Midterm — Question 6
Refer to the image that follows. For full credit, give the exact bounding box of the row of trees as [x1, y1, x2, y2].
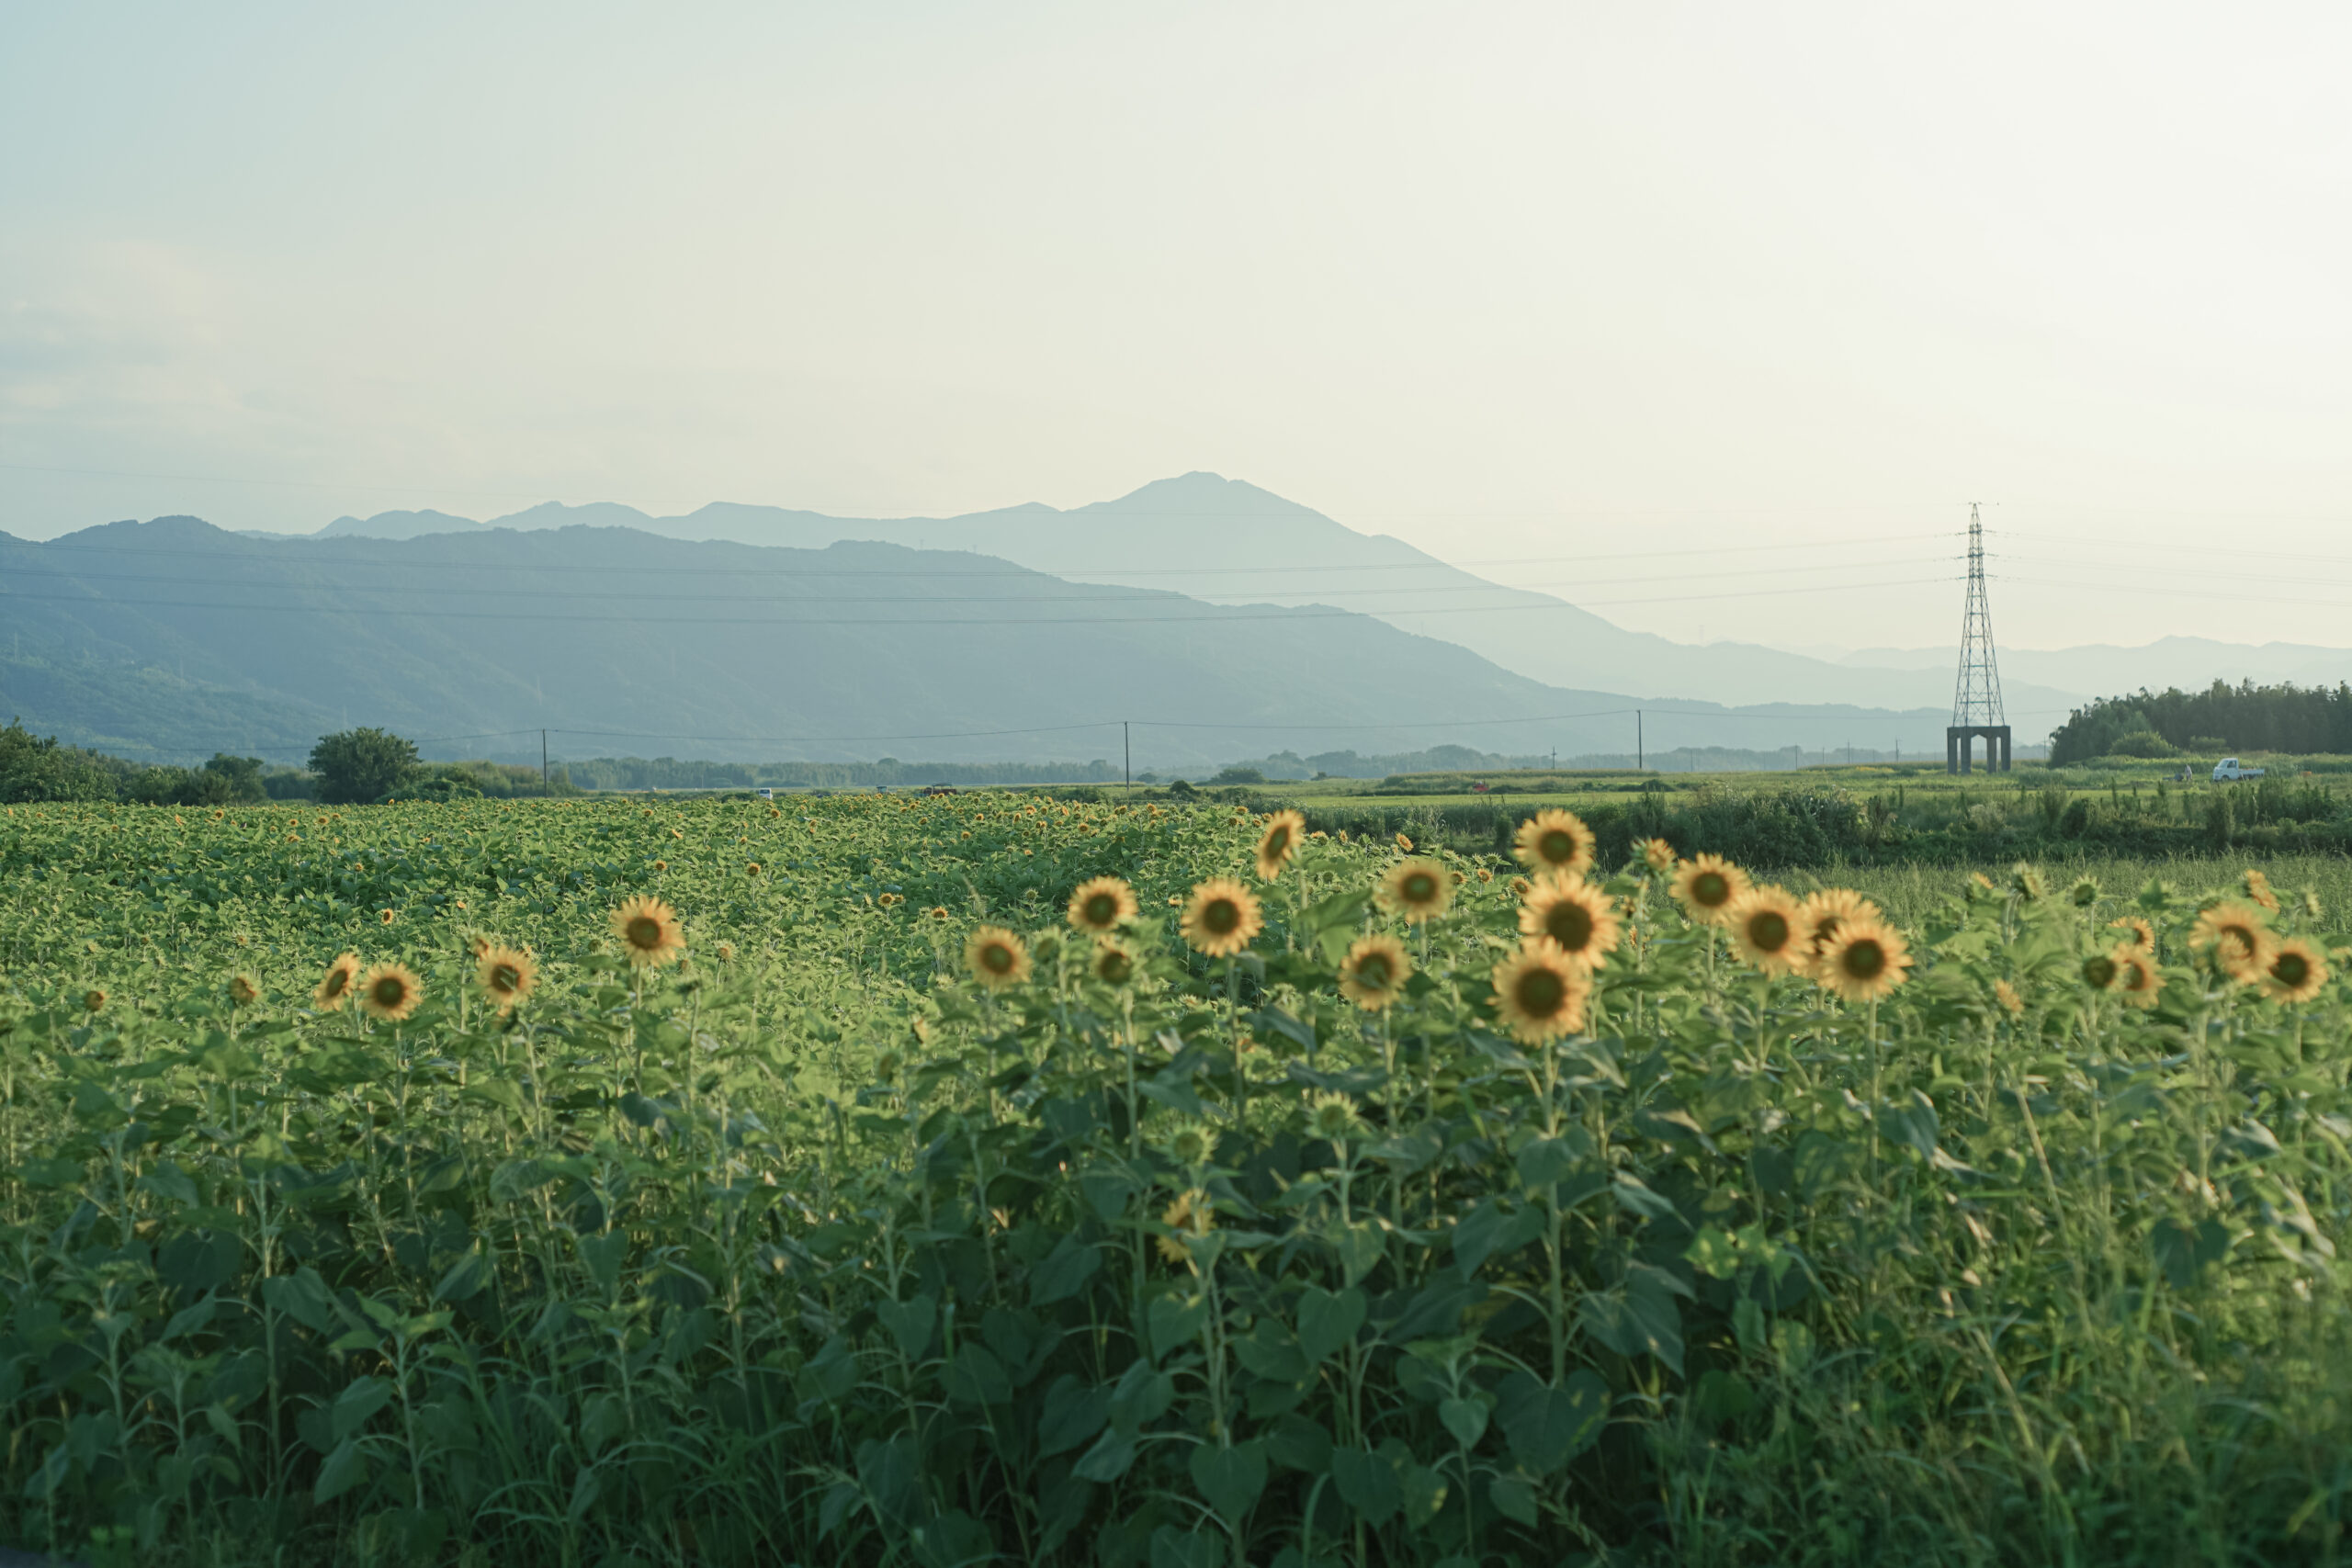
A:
[2048, 679, 2352, 765]
[0, 720, 273, 806]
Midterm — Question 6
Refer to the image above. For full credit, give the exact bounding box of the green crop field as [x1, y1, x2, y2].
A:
[3, 793, 2350, 1565]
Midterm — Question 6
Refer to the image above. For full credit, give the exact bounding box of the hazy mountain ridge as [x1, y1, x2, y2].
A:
[309, 474, 2099, 715]
[1, 517, 1953, 768]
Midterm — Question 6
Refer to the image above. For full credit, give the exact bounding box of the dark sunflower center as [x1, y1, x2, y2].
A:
[1516, 969, 1566, 1016]
[1693, 873, 1730, 907]
[491, 964, 521, 993]
[1097, 950, 1133, 983]
[1265, 828, 1291, 856]
[627, 916, 662, 949]
[1546, 902, 1595, 950]
[1203, 899, 1239, 935]
[1539, 830, 1575, 864]
[1403, 874, 1438, 904]
[1084, 894, 1118, 926]
[2275, 952, 2310, 987]
[981, 944, 1014, 974]
[324, 971, 348, 997]
[370, 977, 406, 1007]
[2083, 956, 2117, 988]
[1747, 911, 1791, 952]
[1357, 954, 1393, 988]
[1840, 941, 1886, 981]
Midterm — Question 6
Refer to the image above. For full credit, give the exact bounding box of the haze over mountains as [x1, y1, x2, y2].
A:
[4, 515, 1957, 769]
[313, 474, 2345, 718]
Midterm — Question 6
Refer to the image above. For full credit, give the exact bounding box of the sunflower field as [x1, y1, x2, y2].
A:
[2, 793, 2351, 1565]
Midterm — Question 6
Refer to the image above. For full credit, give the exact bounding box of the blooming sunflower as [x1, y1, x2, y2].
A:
[379, 908, 398, 926]
[2113, 947, 2163, 1010]
[610, 895, 686, 968]
[965, 925, 1033, 988]
[1067, 875, 1139, 934]
[357, 963, 422, 1022]
[1671, 853, 1750, 924]
[2260, 938, 2328, 1004]
[1518, 877, 1620, 970]
[1157, 1190, 1213, 1265]
[1490, 942, 1590, 1043]
[1513, 809, 1597, 878]
[1641, 838, 1678, 874]
[2108, 916, 2155, 953]
[1726, 886, 1807, 975]
[1815, 917, 1911, 1002]
[476, 945, 537, 1012]
[1182, 878, 1264, 957]
[314, 953, 361, 1011]
[1394, 831, 1414, 852]
[83, 988, 106, 1013]
[2080, 952, 2121, 992]
[1378, 858, 1454, 924]
[1799, 888, 1880, 960]
[2188, 900, 2272, 983]
[1255, 809, 1306, 881]
[1090, 939, 1139, 987]
[1338, 933, 1413, 1010]
[1992, 978, 2025, 1017]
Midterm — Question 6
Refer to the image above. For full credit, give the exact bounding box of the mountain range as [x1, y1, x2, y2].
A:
[4, 514, 1954, 769]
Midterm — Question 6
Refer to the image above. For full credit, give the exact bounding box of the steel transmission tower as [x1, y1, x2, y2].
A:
[1946, 503, 2011, 772]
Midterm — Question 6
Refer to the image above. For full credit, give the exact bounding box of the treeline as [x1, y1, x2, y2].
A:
[0, 719, 277, 807]
[2050, 679, 2352, 764]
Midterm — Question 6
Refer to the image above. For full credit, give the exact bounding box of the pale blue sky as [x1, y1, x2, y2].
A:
[5, 3, 2349, 651]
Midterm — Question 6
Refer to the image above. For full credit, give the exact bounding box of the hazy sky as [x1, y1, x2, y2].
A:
[5, 3, 2349, 653]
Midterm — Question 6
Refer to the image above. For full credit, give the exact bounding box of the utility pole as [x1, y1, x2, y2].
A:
[541, 729, 548, 795]
[1636, 710, 1644, 772]
[1124, 721, 1131, 793]
[1948, 502, 2011, 773]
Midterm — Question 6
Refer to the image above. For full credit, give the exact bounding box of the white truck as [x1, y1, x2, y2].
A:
[2211, 757, 2267, 783]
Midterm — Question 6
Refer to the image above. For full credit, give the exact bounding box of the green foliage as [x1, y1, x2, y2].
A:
[0, 718, 125, 803]
[2051, 680, 2352, 763]
[3, 795, 2351, 1564]
[307, 728, 422, 806]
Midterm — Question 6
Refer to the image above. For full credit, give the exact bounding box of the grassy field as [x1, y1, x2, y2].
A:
[3, 792, 2350, 1564]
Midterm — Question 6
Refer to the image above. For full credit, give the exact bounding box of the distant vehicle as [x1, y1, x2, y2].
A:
[2211, 758, 2267, 783]
[756, 788, 774, 801]
[1470, 782, 1490, 794]
[925, 784, 959, 796]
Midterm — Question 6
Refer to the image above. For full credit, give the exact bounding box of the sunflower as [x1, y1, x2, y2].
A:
[1641, 838, 1678, 874]
[2188, 900, 2271, 983]
[229, 973, 261, 1007]
[965, 925, 1033, 988]
[2260, 938, 2328, 1004]
[2108, 916, 2155, 953]
[357, 963, 422, 1022]
[1157, 1190, 1213, 1265]
[1993, 978, 2025, 1016]
[314, 953, 361, 1011]
[610, 895, 686, 968]
[1255, 809, 1306, 881]
[1090, 939, 1139, 987]
[1506, 808, 1594, 877]
[1726, 886, 1807, 975]
[1306, 1090, 1367, 1145]
[476, 945, 537, 1012]
[1181, 878, 1264, 957]
[1490, 942, 1590, 1043]
[1067, 875, 1139, 934]
[2243, 868, 2280, 913]
[2080, 952, 2121, 992]
[1475, 866, 1493, 885]
[1799, 888, 1880, 960]
[1519, 877, 1620, 970]
[379, 908, 398, 926]
[1378, 858, 1454, 924]
[1338, 933, 1413, 1010]
[1156, 1121, 1216, 1168]
[1394, 831, 1413, 852]
[2113, 947, 2163, 1010]
[83, 988, 106, 1014]
[1815, 917, 1911, 1002]
[1671, 853, 1750, 924]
